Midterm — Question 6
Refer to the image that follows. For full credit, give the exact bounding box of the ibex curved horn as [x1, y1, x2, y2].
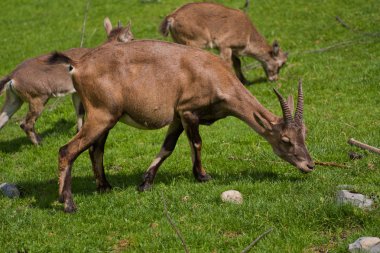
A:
[294, 79, 303, 126]
[273, 88, 293, 125]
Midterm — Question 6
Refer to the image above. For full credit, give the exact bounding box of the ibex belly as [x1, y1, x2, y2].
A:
[119, 112, 173, 130]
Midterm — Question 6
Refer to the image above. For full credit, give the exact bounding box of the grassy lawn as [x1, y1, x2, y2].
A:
[0, 0, 379, 252]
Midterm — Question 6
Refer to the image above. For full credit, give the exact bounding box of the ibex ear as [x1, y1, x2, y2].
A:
[254, 113, 273, 131]
[125, 20, 132, 31]
[272, 40, 280, 57]
[287, 95, 294, 115]
[104, 17, 113, 36]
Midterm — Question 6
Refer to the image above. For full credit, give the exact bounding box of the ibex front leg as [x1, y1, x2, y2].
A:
[181, 112, 211, 182]
[139, 119, 184, 191]
[89, 130, 112, 192]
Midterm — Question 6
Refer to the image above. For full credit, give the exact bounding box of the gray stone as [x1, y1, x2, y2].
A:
[337, 190, 373, 209]
[0, 183, 20, 198]
[349, 237, 380, 253]
[221, 190, 243, 204]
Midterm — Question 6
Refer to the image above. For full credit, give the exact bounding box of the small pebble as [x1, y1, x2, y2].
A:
[0, 183, 20, 198]
[221, 190, 243, 204]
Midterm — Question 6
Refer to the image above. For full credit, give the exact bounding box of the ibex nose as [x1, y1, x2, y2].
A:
[307, 163, 315, 170]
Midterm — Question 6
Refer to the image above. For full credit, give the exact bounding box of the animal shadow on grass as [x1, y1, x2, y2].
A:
[212, 167, 303, 185]
[17, 168, 191, 210]
[18, 171, 143, 210]
[0, 119, 74, 153]
[17, 165, 301, 210]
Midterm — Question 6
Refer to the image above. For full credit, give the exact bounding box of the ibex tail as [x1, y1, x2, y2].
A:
[159, 16, 174, 37]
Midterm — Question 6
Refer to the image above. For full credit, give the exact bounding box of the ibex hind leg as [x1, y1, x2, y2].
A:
[58, 112, 116, 213]
[138, 119, 184, 192]
[0, 87, 23, 129]
[89, 130, 112, 192]
[20, 96, 48, 145]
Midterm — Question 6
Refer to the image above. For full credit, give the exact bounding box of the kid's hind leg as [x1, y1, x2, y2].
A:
[59, 112, 116, 213]
[0, 88, 23, 129]
[20, 96, 48, 145]
[138, 119, 184, 191]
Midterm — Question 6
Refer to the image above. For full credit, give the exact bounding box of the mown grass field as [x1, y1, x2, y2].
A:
[0, 0, 379, 252]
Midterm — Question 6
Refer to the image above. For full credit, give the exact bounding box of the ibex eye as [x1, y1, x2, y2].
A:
[281, 136, 290, 143]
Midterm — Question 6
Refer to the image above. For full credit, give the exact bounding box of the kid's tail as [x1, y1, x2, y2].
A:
[0, 76, 11, 95]
[47, 51, 76, 70]
[159, 16, 174, 37]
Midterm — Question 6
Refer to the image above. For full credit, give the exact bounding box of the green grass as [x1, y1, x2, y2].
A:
[0, 0, 379, 252]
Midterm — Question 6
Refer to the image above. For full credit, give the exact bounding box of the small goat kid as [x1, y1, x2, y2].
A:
[0, 18, 133, 145]
[160, 2, 288, 84]
[48, 40, 313, 213]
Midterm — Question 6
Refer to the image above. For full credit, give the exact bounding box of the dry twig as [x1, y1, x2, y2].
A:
[241, 227, 273, 253]
[348, 138, 380, 155]
[80, 0, 91, 48]
[243, 0, 250, 12]
[335, 16, 380, 37]
[315, 161, 347, 168]
[161, 192, 190, 253]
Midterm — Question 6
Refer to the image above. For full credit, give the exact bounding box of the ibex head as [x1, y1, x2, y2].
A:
[262, 40, 288, 82]
[256, 80, 314, 172]
[104, 17, 134, 43]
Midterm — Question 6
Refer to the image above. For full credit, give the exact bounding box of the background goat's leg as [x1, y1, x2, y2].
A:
[72, 93, 85, 131]
[0, 89, 23, 129]
[20, 96, 48, 145]
[232, 54, 249, 85]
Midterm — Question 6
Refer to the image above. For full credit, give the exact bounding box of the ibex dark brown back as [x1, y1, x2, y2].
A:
[160, 2, 288, 84]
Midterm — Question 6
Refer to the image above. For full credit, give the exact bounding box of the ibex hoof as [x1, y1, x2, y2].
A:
[97, 184, 112, 193]
[137, 182, 152, 192]
[196, 173, 212, 182]
[32, 135, 42, 145]
[64, 202, 77, 213]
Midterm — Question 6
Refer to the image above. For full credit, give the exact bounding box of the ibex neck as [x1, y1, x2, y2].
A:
[231, 87, 279, 137]
[248, 30, 272, 62]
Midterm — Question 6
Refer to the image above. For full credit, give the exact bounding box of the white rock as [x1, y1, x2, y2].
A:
[221, 190, 243, 204]
[349, 237, 380, 253]
[337, 190, 373, 209]
[0, 183, 20, 198]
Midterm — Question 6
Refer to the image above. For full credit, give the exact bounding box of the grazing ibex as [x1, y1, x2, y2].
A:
[0, 18, 133, 145]
[159, 2, 288, 84]
[48, 40, 313, 213]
